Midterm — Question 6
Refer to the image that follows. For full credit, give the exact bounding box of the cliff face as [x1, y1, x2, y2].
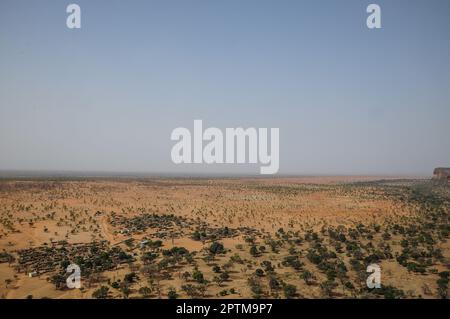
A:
[433, 168, 450, 183]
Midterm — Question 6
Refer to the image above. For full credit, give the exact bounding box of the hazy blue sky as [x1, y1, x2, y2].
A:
[1, 0, 449, 175]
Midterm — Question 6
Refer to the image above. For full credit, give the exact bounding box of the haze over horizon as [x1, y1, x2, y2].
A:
[1, 0, 450, 176]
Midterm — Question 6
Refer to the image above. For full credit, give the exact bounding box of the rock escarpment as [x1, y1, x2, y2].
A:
[432, 167, 450, 183]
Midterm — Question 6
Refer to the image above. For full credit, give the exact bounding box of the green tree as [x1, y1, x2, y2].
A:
[250, 245, 259, 257]
[168, 287, 178, 299]
[192, 267, 207, 284]
[283, 284, 297, 299]
[92, 286, 109, 299]
[139, 286, 152, 298]
[209, 242, 225, 255]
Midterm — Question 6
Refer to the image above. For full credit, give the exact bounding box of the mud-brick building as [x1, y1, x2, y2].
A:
[432, 167, 450, 183]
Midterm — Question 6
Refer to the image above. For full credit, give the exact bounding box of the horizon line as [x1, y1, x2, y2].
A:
[0, 169, 432, 179]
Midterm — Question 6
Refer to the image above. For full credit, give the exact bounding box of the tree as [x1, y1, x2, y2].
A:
[182, 271, 191, 281]
[255, 269, 264, 277]
[261, 260, 274, 273]
[197, 283, 208, 298]
[49, 273, 66, 290]
[124, 238, 134, 248]
[168, 287, 178, 299]
[181, 284, 198, 299]
[92, 286, 109, 299]
[111, 281, 120, 289]
[250, 245, 259, 257]
[214, 275, 224, 287]
[220, 271, 230, 282]
[300, 270, 314, 285]
[4, 278, 12, 288]
[268, 276, 280, 292]
[124, 272, 138, 284]
[437, 273, 449, 299]
[247, 276, 263, 299]
[141, 252, 158, 264]
[282, 255, 303, 270]
[192, 231, 202, 241]
[283, 283, 297, 299]
[320, 280, 338, 298]
[139, 286, 152, 298]
[120, 283, 131, 299]
[209, 242, 225, 255]
[192, 267, 207, 284]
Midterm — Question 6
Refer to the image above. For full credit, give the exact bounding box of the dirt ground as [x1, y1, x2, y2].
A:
[0, 176, 448, 299]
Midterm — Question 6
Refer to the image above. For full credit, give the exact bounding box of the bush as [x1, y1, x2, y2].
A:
[437, 276, 449, 299]
[124, 238, 134, 247]
[282, 284, 297, 299]
[300, 270, 314, 285]
[255, 269, 264, 277]
[139, 286, 151, 297]
[111, 281, 120, 289]
[261, 260, 274, 272]
[344, 281, 355, 290]
[163, 246, 189, 257]
[141, 252, 159, 264]
[282, 255, 303, 270]
[192, 230, 202, 241]
[124, 272, 138, 283]
[376, 285, 405, 299]
[268, 276, 280, 291]
[168, 287, 178, 299]
[219, 289, 228, 296]
[250, 246, 259, 257]
[220, 271, 230, 281]
[192, 268, 207, 284]
[406, 262, 426, 273]
[92, 286, 109, 299]
[320, 280, 338, 297]
[149, 240, 163, 249]
[209, 242, 225, 255]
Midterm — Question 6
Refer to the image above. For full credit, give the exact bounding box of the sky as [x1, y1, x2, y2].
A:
[0, 0, 449, 176]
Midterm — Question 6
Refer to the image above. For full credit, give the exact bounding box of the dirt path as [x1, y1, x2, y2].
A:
[98, 215, 116, 245]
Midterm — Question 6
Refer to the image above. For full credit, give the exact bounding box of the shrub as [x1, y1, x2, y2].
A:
[124, 272, 138, 283]
[261, 260, 274, 272]
[111, 281, 120, 289]
[255, 268, 264, 277]
[250, 246, 259, 257]
[141, 252, 159, 264]
[220, 271, 230, 281]
[192, 268, 207, 284]
[282, 255, 303, 270]
[163, 246, 189, 257]
[268, 276, 280, 291]
[209, 242, 225, 255]
[282, 284, 297, 299]
[139, 286, 151, 297]
[168, 287, 178, 299]
[300, 270, 314, 285]
[92, 286, 109, 299]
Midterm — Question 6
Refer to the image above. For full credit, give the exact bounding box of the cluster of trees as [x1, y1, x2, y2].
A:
[92, 286, 109, 299]
[0, 252, 14, 264]
[181, 283, 207, 298]
[437, 271, 449, 299]
[192, 227, 235, 242]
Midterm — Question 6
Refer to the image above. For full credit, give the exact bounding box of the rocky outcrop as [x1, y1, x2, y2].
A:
[432, 167, 450, 183]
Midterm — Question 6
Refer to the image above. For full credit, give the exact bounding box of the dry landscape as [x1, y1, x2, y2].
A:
[0, 176, 449, 299]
